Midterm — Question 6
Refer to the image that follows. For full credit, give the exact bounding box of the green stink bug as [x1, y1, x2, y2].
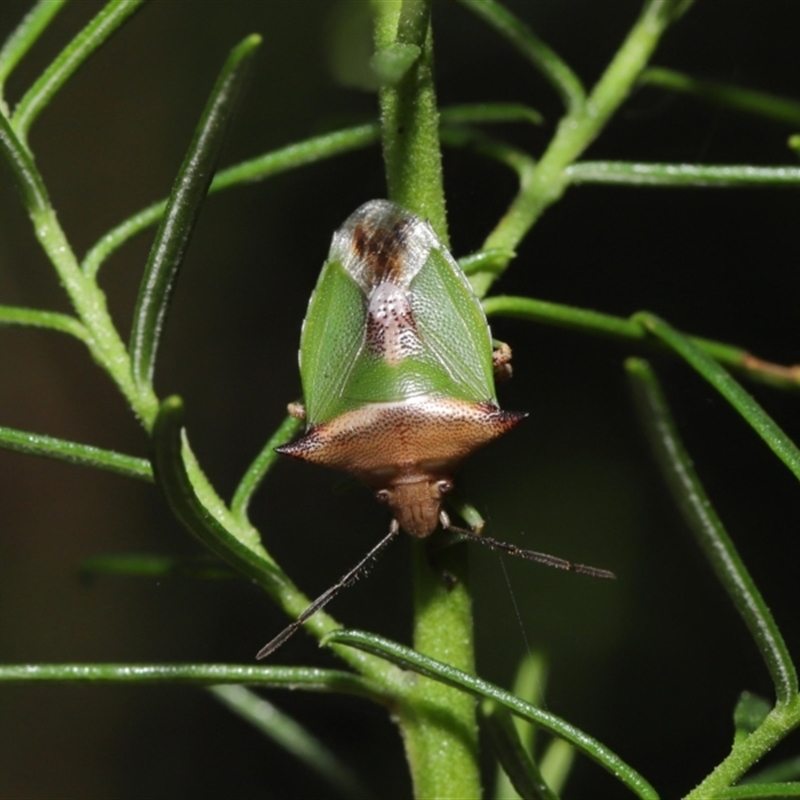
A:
[276, 199, 524, 538]
[257, 200, 612, 658]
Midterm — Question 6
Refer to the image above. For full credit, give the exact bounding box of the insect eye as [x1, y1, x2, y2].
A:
[375, 489, 391, 504]
[437, 480, 453, 495]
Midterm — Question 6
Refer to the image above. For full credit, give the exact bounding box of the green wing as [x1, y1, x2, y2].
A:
[409, 247, 496, 403]
[299, 258, 366, 425]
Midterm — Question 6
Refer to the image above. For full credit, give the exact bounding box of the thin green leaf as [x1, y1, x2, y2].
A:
[12, 0, 148, 141]
[81, 122, 381, 279]
[0, 106, 48, 211]
[485, 294, 643, 339]
[458, 249, 517, 276]
[80, 553, 234, 581]
[509, 652, 548, 755]
[447, 493, 486, 532]
[626, 358, 798, 705]
[492, 654, 575, 800]
[129, 34, 260, 390]
[440, 102, 543, 126]
[634, 314, 800, 486]
[0, 663, 385, 701]
[0, 0, 67, 90]
[567, 162, 800, 187]
[716, 785, 800, 799]
[641, 67, 800, 126]
[455, 0, 584, 112]
[151, 396, 283, 587]
[324, 630, 659, 800]
[210, 685, 374, 800]
[483, 296, 800, 390]
[539, 740, 576, 797]
[231, 414, 302, 524]
[440, 125, 536, 179]
[0, 304, 90, 341]
[483, 701, 558, 800]
[0, 424, 152, 481]
[734, 692, 773, 743]
[644, 0, 696, 24]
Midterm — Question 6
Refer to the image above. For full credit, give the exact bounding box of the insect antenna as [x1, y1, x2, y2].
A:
[256, 520, 403, 659]
[440, 512, 615, 580]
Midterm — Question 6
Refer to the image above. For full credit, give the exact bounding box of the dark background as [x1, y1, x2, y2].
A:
[1, 1, 799, 798]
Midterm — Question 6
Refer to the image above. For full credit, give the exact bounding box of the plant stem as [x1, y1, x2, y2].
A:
[471, 0, 685, 298]
[29, 205, 158, 424]
[373, 0, 448, 243]
[372, 1, 481, 797]
[686, 700, 800, 798]
[398, 542, 480, 799]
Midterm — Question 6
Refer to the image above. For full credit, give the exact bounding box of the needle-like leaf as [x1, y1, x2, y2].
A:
[324, 629, 659, 800]
[626, 358, 798, 706]
[129, 34, 261, 391]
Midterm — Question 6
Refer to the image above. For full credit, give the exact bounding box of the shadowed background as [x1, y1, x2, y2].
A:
[1, 1, 799, 797]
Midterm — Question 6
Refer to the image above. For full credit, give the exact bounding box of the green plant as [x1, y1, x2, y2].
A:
[2, 0, 800, 797]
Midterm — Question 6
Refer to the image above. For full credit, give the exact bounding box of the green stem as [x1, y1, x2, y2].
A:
[471, 0, 685, 298]
[0, 304, 90, 341]
[686, 700, 800, 799]
[29, 204, 158, 424]
[401, 541, 480, 799]
[483, 702, 557, 800]
[372, 0, 448, 243]
[372, 2, 480, 797]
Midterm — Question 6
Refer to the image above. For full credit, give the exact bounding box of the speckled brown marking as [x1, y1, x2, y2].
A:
[351, 218, 412, 286]
[276, 397, 526, 536]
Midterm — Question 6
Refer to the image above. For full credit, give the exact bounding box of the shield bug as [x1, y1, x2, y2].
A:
[257, 200, 613, 658]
